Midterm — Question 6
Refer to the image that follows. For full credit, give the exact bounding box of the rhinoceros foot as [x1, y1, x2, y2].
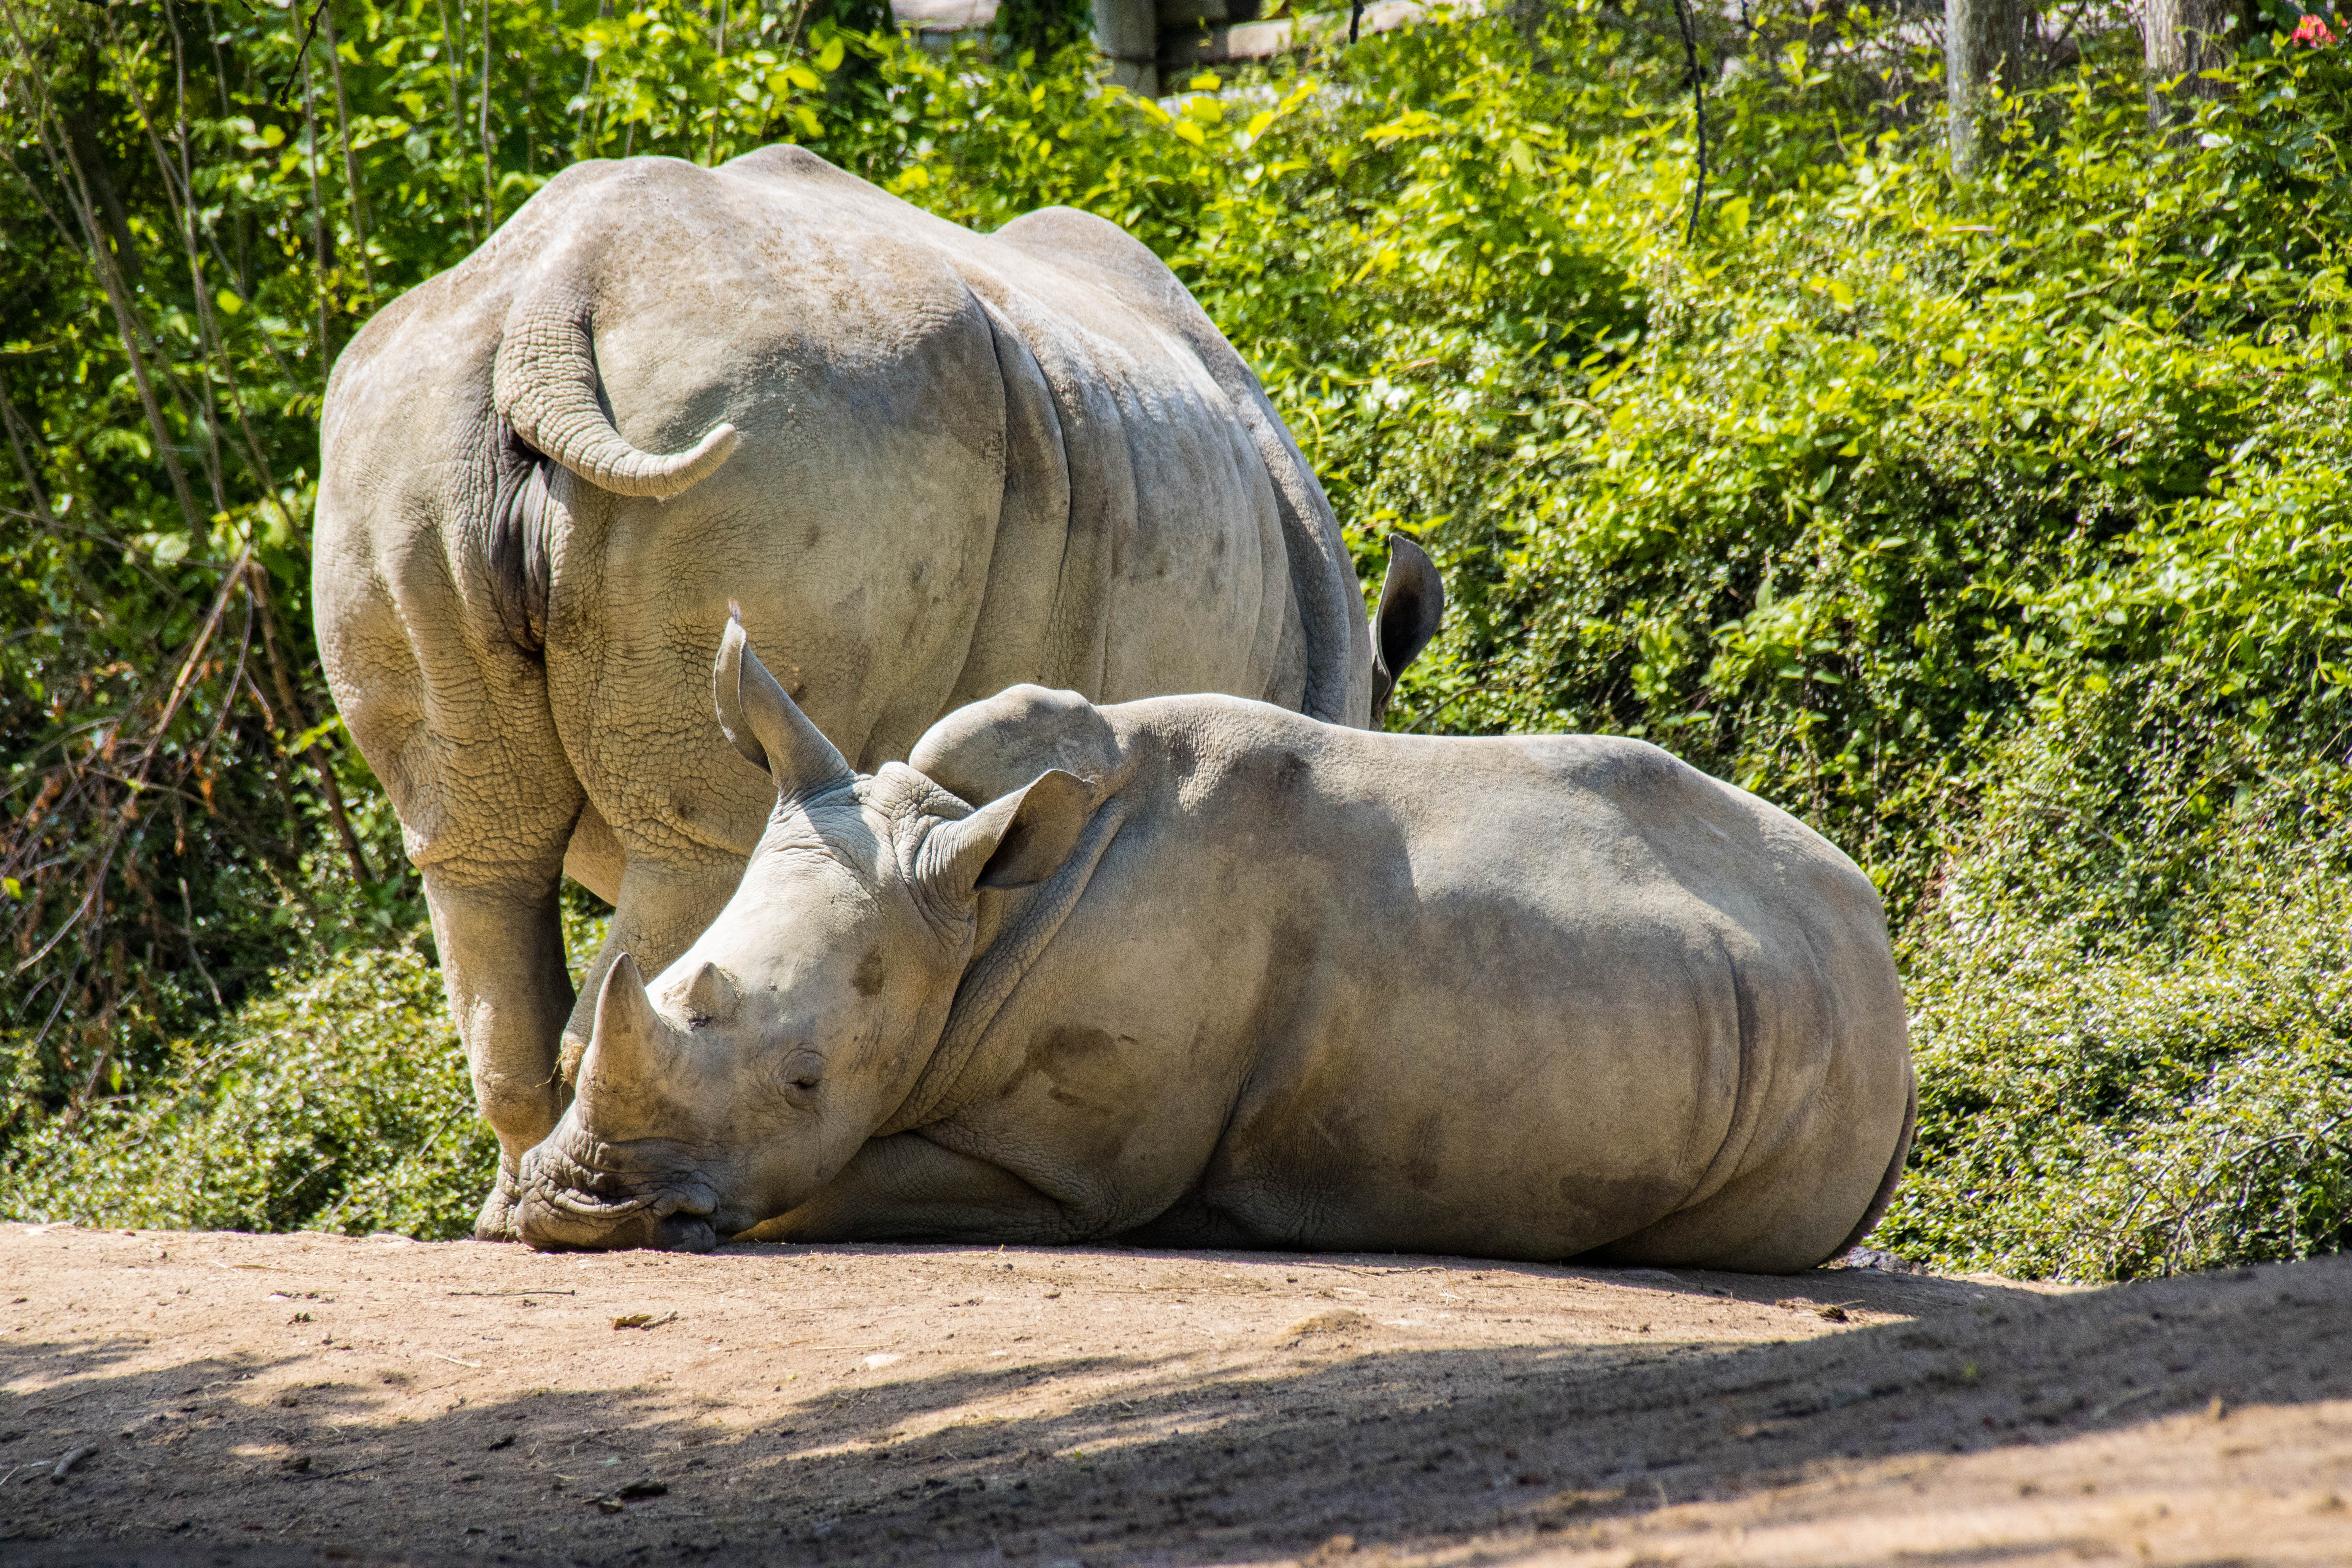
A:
[473, 1168, 525, 1243]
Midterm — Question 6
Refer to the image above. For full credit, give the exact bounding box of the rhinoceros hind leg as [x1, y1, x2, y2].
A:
[562, 799, 624, 907]
[1823, 1074, 1918, 1264]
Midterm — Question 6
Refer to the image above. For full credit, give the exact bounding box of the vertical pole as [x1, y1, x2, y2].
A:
[2144, 0, 2240, 132]
[1091, 0, 1159, 96]
[481, 0, 496, 225]
[1671, 0, 1707, 242]
[1945, 0, 2016, 179]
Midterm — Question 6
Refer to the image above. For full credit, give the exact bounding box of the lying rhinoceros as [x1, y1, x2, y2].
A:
[513, 621, 1915, 1271]
[316, 144, 1443, 1238]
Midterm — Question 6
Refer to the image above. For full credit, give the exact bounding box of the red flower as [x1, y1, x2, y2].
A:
[2290, 12, 2336, 45]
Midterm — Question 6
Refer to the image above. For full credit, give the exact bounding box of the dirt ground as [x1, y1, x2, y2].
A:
[1, 1223, 2347, 1567]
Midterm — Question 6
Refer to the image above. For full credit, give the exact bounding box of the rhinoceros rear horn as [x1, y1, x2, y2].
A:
[714, 607, 853, 800]
[579, 953, 686, 1134]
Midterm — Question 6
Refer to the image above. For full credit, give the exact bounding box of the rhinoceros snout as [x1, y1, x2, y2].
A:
[514, 1190, 718, 1253]
[513, 1141, 717, 1253]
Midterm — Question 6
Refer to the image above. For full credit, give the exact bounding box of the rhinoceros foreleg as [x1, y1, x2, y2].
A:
[422, 875, 578, 1241]
[734, 1131, 1091, 1246]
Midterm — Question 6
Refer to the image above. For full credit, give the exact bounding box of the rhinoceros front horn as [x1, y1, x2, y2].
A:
[577, 953, 687, 1140]
[713, 607, 854, 800]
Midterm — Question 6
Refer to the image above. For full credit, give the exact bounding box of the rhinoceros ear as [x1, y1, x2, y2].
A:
[1370, 533, 1445, 725]
[924, 769, 1093, 895]
[714, 606, 853, 798]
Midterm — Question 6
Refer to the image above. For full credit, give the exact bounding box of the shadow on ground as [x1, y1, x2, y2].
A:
[4, 1250, 2347, 1566]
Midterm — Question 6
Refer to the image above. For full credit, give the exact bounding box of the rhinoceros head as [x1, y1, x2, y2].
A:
[513, 615, 1092, 1251]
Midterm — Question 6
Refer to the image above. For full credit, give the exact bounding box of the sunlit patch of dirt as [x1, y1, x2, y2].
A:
[1, 1225, 2347, 1566]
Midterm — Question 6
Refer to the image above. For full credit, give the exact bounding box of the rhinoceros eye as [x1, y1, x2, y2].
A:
[780, 1047, 825, 1096]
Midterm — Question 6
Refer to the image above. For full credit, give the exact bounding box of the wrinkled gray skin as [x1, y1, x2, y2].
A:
[314, 145, 1444, 1240]
[513, 623, 1916, 1273]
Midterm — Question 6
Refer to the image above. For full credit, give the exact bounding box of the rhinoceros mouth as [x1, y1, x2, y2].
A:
[514, 1136, 719, 1252]
[537, 1186, 658, 1222]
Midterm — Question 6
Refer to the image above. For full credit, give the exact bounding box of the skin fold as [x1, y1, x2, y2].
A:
[313, 146, 1442, 1239]
[514, 625, 1914, 1275]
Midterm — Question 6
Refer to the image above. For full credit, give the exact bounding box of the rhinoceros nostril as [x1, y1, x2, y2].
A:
[651, 1214, 717, 1253]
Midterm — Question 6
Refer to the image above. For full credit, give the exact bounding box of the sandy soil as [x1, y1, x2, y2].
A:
[0, 1223, 2346, 1566]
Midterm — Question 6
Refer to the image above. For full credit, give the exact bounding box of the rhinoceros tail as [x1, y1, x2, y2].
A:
[493, 288, 738, 500]
[486, 413, 554, 653]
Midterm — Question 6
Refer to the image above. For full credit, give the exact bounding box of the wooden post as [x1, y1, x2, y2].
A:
[1094, 0, 1160, 95]
[2143, 0, 2250, 130]
[1945, 0, 2018, 179]
[1094, 0, 1269, 97]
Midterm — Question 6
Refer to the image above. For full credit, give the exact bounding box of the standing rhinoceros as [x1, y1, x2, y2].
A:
[315, 146, 1444, 1239]
[512, 620, 1915, 1272]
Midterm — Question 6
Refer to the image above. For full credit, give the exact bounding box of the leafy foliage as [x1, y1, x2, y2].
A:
[0, 899, 607, 1236]
[1882, 689, 2352, 1277]
[3, 0, 2349, 1273]
[0, 939, 490, 1236]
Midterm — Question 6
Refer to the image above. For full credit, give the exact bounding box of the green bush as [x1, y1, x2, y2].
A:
[1882, 689, 2352, 1276]
[0, 901, 609, 1237]
[0, 940, 492, 1238]
[1888, 887, 2352, 1279]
